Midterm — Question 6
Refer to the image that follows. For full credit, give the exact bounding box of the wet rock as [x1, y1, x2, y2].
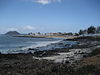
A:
[65, 60, 70, 64]
[28, 48, 35, 50]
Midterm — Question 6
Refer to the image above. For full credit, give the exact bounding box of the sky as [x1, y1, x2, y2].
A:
[0, 0, 100, 34]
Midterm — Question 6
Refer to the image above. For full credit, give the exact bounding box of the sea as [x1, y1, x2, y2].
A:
[0, 35, 62, 54]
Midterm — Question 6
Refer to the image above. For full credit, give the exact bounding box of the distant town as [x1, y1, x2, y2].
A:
[24, 26, 100, 36]
[4, 26, 100, 39]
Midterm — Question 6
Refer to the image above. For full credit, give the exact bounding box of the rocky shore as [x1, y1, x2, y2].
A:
[32, 36, 100, 64]
[0, 36, 100, 75]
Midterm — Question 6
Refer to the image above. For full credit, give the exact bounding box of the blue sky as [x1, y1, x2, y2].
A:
[0, 0, 100, 33]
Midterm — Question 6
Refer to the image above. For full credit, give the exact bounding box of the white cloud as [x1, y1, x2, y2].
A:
[22, 25, 36, 30]
[36, 0, 50, 5]
[30, 0, 62, 5]
[7, 25, 36, 32]
[7, 28, 18, 31]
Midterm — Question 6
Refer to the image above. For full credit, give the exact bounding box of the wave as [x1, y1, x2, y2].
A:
[4, 40, 62, 54]
[1, 39, 77, 54]
[21, 40, 62, 50]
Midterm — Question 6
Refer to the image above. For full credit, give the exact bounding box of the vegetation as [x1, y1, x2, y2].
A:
[87, 26, 96, 34]
[0, 52, 100, 75]
[89, 48, 100, 56]
[79, 30, 85, 35]
[79, 26, 100, 35]
[67, 36, 100, 41]
[96, 26, 100, 33]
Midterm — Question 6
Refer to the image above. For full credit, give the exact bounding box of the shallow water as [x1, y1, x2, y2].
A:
[0, 35, 61, 54]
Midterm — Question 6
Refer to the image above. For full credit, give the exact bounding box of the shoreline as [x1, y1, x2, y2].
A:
[14, 35, 78, 39]
[0, 36, 77, 54]
[0, 36, 100, 75]
[0, 35, 63, 54]
[30, 36, 100, 63]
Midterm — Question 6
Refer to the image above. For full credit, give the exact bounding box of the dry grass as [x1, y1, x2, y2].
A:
[80, 54, 100, 66]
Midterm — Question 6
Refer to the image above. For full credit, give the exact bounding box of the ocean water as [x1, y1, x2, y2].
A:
[0, 35, 62, 54]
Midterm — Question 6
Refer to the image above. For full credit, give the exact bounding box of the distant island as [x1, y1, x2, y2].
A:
[5, 31, 20, 35]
